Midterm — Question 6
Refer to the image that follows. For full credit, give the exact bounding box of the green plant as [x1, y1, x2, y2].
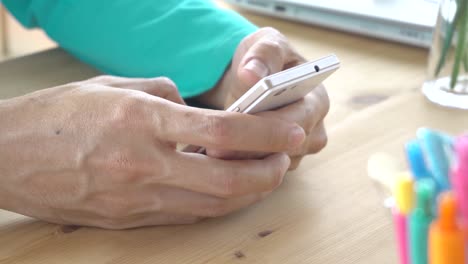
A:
[435, 0, 468, 89]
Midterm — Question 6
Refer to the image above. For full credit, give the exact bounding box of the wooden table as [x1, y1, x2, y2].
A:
[1, 4, 468, 264]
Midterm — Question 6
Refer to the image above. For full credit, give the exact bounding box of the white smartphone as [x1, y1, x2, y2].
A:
[226, 54, 340, 114]
[183, 54, 340, 153]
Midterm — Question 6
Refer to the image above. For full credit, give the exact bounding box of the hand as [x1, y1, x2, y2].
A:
[0, 76, 305, 229]
[199, 27, 330, 170]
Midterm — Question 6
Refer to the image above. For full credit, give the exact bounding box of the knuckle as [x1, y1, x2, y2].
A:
[317, 132, 329, 151]
[304, 89, 329, 129]
[309, 130, 328, 154]
[157, 77, 177, 90]
[321, 90, 331, 116]
[314, 85, 330, 116]
[260, 39, 282, 53]
[260, 27, 288, 45]
[205, 115, 232, 146]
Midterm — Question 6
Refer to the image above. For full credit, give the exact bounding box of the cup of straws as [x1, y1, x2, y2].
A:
[368, 128, 468, 264]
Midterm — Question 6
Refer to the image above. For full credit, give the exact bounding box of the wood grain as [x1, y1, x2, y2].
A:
[0, 2, 461, 264]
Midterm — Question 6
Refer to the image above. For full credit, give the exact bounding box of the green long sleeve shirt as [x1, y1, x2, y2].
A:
[3, 0, 257, 98]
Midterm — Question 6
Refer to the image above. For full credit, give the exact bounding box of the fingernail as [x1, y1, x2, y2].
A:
[288, 126, 306, 149]
[244, 59, 269, 78]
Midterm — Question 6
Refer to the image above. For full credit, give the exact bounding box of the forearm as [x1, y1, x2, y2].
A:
[0, 93, 62, 212]
[0, 98, 22, 210]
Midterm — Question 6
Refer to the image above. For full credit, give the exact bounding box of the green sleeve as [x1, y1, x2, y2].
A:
[3, 0, 257, 98]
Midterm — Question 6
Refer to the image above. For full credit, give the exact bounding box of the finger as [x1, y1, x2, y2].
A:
[87, 75, 186, 105]
[206, 89, 329, 160]
[257, 86, 329, 133]
[238, 30, 304, 93]
[153, 186, 271, 218]
[207, 122, 326, 161]
[257, 98, 312, 132]
[161, 152, 290, 198]
[207, 123, 326, 161]
[206, 148, 268, 160]
[206, 91, 326, 159]
[288, 121, 328, 156]
[155, 104, 305, 152]
[207, 122, 326, 162]
[288, 156, 304, 171]
[307, 121, 328, 154]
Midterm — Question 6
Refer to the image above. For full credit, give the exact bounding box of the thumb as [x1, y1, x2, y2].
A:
[236, 39, 287, 95]
[239, 58, 270, 88]
[236, 31, 304, 96]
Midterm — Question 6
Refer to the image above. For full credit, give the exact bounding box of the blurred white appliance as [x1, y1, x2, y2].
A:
[225, 0, 440, 48]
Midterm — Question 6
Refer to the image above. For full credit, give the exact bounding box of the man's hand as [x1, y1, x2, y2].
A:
[0, 76, 305, 229]
[199, 28, 330, 170]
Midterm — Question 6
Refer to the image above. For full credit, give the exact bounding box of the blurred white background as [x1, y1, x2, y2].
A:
[0, 5, 56, 61]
